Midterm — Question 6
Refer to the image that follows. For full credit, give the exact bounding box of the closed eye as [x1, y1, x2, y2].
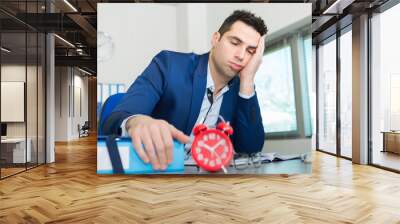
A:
[247, 49, 255, 54]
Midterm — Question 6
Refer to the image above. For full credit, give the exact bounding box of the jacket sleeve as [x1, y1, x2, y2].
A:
[102, 51, 169, 135]
[231, 93, 265, 154]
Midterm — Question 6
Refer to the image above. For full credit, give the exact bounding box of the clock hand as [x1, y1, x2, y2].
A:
[210, 150, 228, 174]
[198, 141, 214, 152]
[210, 139, 224, 151]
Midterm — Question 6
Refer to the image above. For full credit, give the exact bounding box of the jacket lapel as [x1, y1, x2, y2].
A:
[184, 52, 209, 135]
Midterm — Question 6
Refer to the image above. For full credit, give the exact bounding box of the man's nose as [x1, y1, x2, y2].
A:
[234, 47, 246, 61]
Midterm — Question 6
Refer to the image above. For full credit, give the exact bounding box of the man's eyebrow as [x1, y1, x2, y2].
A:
[229, 36, 242, 43]
[228, 36, 257, 49]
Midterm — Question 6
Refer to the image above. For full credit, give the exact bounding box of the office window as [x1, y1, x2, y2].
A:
[255, 45, 297, 134]
[97, 83, 126, 120]
[304, 35, 315, 138]
[1, 32, 27, 178]
[317, 37, 337, 154]
[340, 29, 352, 158]
[371, 3, 400, 171]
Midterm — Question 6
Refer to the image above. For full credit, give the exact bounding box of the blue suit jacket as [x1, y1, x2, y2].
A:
[103, 50, 265, 154]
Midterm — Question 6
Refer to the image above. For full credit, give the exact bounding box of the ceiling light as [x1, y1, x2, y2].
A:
[63, 0, 78, 12]
[1, 47, 11, 53]
[322, 0, 354, 15]
[54, 34, 75, 48]
[78, 67, 92, 76]
[323, 0, 342, 14]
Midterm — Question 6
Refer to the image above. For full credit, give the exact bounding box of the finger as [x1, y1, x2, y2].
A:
[169, 125, 190, 144]
[261, 35, 265, 50]
[141, 127, 160, 170]
[256, 36, 265, 55]
[130, 128, 149, 163]
[160, 125, 174, 164]
[150, 124, 167, 170]
[260, 35, 266, 50]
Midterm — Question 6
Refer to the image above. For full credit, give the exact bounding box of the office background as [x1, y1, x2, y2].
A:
[0, 1, 97, 179]
[97, 3, 313, 158]
[0, 8, 46, 177]
[315, 2, 400, 171]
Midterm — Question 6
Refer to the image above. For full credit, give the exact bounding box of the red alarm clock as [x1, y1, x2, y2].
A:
[191, 119, 234, 172]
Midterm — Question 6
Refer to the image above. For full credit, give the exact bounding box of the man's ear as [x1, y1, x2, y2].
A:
[211, 32, 221, 48]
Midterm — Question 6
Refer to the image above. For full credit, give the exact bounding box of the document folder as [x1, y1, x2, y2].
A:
[97, 136, 185, 174]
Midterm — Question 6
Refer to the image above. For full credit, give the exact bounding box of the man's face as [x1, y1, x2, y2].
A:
[210, 21, 261, 80]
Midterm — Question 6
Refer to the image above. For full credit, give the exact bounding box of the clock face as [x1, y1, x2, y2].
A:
[191, 129, 233, 172]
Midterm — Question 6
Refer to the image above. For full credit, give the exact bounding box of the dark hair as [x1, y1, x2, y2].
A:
[218, 10, 268, 37]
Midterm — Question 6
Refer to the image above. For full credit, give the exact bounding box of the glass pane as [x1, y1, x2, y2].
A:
[102, 84, 110, 106]
[318, 38, 337, 154]
[304, 36, 316, 149]
[371, 4, 400, 171]
[1, 31, 27, 177]
[117, 84, 125, 93]
[340, 30, 352, 158]
[255, 45, 297, 133]
[38, 33, 45, 164]
[27, 31, 38, 168]
[110, 84, 118, 96]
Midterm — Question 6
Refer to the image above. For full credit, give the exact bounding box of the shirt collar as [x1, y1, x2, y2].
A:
[206, 62, 229, 96]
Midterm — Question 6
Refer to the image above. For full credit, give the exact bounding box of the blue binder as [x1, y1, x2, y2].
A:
[97, 136, 185, 174]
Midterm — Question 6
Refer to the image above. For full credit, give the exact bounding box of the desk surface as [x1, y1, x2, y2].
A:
[97, 137, 312, 175]
[1, 138, 26, 143]
[381, 131, 400, 134]
[179, 159, 312, 174]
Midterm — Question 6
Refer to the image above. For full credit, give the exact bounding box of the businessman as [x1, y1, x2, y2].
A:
[103, 10, 268, 170]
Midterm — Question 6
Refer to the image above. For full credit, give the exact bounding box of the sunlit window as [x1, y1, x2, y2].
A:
[318, 37, 337, 154]
[97, 83, 125, 120]
[255, 45, 297, 133]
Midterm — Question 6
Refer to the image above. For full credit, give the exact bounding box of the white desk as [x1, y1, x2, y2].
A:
[1, 138, 31, 163]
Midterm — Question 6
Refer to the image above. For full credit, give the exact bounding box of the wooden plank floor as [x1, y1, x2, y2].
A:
[1, 135, 400, 223]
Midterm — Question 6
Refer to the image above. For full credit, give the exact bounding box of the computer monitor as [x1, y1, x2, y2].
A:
[1, 123, 7, 137]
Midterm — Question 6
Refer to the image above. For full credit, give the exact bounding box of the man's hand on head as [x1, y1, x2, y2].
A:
[238, 35, 266, 96]
[126, 115, 190, 170]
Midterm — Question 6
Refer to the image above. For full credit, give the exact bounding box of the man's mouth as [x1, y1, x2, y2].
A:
[228, 62, 243, 71]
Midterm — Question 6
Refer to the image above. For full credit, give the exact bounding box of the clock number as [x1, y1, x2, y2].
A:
[209, 160, 215, 167]
[209, 133, 216, 140]
[195, 147, 201, 153]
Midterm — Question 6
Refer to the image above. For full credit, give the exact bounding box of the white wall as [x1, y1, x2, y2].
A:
[263, 138, 311, 156]
[54, 67, 89, 141]
[97, 3, 177, 86]
[55, 67, 68, 141]
[72, 74, 89, 138]
[176, 4, 208, 54]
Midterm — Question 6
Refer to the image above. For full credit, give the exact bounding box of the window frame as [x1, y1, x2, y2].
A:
[260, 26, 312, 140]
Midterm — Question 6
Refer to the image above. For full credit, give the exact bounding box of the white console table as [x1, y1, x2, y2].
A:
[1, 138, 32, 163]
